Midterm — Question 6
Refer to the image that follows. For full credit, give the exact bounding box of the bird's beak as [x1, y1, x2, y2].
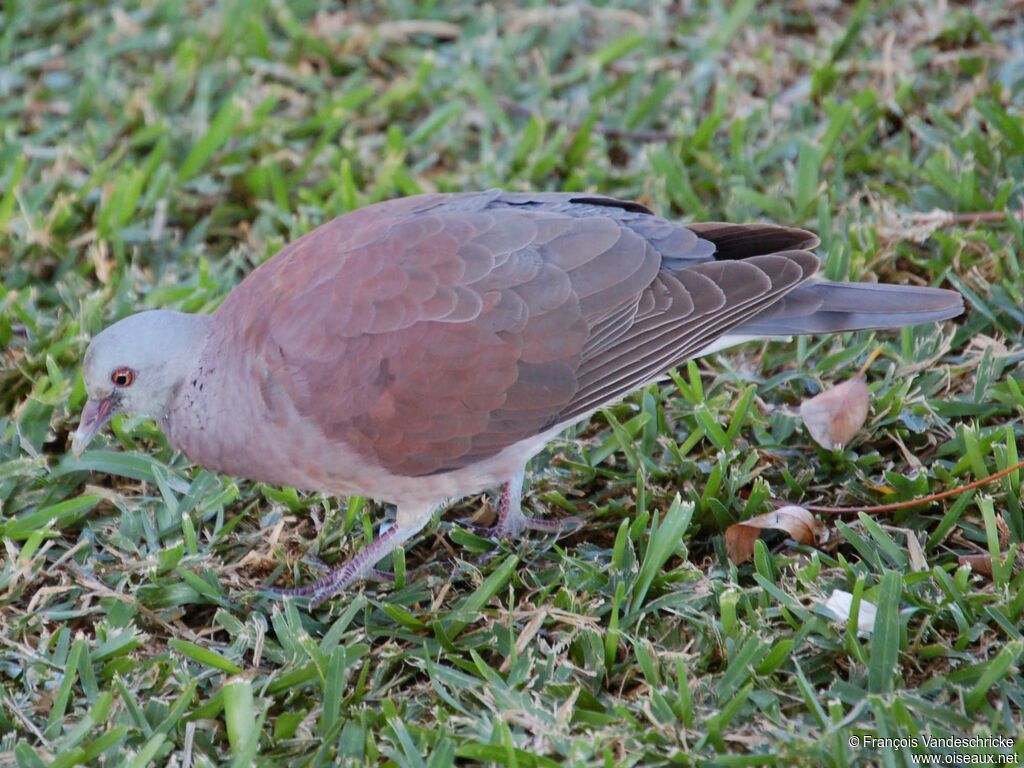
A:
[71, 395, 116, 458]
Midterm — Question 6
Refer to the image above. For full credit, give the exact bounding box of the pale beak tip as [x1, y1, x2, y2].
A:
[71, 395, 115, 459]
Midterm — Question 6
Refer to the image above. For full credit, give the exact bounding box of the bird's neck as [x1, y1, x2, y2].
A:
[158, 313, 214, 430]
[163, 312, 270, 476]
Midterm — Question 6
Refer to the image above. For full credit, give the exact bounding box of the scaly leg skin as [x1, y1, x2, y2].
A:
[300, 552, 393, 583]
[466, 467, 581, 539]
[270, 504, 432, 607]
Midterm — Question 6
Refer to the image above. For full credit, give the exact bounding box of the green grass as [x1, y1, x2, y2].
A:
[2, 1, 1024, 765]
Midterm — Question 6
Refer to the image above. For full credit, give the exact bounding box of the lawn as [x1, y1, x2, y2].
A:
[2, 1, 1024, 765]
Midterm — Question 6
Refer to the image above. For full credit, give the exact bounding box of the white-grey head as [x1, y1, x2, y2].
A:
[72, 309, 209, 456]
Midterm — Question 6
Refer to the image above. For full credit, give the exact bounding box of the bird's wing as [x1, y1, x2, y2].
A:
[225, 193, 817, 476]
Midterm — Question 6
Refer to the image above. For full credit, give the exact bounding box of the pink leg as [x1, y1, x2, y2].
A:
[466, 468, 581, 539]
[269, 506, 430, 607]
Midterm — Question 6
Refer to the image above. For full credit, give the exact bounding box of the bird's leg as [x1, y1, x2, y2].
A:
[469, 467, 581, 539]
[270, 505, 432, 606]
[491, 467, 528, 537]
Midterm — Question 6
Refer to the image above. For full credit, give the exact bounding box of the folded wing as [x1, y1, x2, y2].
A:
[219, 194, 829, 476]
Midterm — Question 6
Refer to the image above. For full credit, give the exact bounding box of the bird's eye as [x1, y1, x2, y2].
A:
[111, 367, 135, 387]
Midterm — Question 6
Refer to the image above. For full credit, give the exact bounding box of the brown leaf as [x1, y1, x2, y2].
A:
[725, 505, 827, 564]
[958, 554, 993, 578]
[799, 375, 870, 450]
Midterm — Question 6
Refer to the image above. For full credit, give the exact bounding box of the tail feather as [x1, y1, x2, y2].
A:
[737, 280, 963, 335]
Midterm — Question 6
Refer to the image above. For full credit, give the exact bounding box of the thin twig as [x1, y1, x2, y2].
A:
[914, 208, 1024, 227]
[497, 97, 678, 143]
[857, 345, 885, 377]
[774, 458, 1024, 516]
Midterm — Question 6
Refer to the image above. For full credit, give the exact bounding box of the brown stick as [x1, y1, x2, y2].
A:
[915, 209, 1024, 227]
[496, 97, 678, 143]
[772, 458, 1024, 515]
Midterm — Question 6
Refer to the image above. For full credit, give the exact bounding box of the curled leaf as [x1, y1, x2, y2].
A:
[821, 589, 877, 635]
[725, 505, 827, 564]
[800, 375, 869, 450]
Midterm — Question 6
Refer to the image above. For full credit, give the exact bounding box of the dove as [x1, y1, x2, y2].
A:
[73, 190, 962, 605]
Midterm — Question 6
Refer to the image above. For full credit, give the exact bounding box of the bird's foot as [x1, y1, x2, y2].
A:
[460, 474, 581, 539]
[301, 551, 393, 582]
[267, 516, 425, 607]
[463, 511, 583, 540]
[268, 558, 370, 607]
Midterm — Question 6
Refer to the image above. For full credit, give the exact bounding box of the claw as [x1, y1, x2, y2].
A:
[458, 514, 583, 539]
[301, 551, 393, 582]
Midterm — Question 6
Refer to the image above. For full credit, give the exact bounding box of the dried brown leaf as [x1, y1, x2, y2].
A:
[725, 505, 827, 564]
[958, 554, 993, 578]
[799, 375, 869, 450]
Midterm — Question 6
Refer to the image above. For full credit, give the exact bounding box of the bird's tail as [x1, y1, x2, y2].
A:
[735, 280, 964, 335]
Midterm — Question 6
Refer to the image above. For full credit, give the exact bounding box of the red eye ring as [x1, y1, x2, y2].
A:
[111, 367, 135, 387]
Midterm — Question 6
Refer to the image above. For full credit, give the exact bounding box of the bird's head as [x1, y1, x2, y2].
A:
[72, 309, 207, 457]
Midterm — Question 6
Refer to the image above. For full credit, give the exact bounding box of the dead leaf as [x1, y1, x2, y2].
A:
[996, 514, 1011, 548]
[958, 554, 993, 578]
[725, 505, 827, 564]
[800, 375, 870, 450]
[904, 529, 928, 572]
[821, 589, 877, 635]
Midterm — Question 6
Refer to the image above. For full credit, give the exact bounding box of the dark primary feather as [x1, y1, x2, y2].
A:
[212, 190, 960, 477]
[685, 222, 820, 258]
